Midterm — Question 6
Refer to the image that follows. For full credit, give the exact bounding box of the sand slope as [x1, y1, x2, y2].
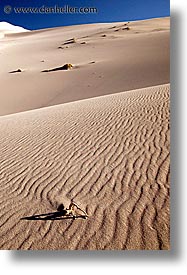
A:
[0, 17, 169, 116]
[0, 84, 170, 250]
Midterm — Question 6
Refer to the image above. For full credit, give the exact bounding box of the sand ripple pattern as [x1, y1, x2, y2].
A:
[0, 84, 170, 250]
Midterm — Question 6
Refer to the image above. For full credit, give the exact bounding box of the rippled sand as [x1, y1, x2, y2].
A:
[0, 17, 170, 250]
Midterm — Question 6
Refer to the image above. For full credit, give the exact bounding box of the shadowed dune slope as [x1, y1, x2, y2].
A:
[0, 84, 170, 250]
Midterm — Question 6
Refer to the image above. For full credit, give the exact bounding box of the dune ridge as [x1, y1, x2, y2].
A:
[0, 84, 170, 250]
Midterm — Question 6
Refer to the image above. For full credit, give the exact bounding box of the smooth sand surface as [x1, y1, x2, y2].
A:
[0, 18, 170, 250]
[0, 18, 169, 116]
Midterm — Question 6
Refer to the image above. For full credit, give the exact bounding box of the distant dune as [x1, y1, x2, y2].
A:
[0, 21, 28, 39]
[0, 18, 170, 250]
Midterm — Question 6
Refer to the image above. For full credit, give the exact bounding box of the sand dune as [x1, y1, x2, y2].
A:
[0, 84, 170, 250]
[0, 21, 28, 39]
[0, 17, 169, 116]
[0, 17, 170, 250]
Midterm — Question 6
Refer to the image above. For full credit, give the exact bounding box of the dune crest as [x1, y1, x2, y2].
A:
[0, 21, 28, 38]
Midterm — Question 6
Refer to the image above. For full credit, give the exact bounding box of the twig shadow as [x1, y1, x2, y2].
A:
[21, 211, 87, 221]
